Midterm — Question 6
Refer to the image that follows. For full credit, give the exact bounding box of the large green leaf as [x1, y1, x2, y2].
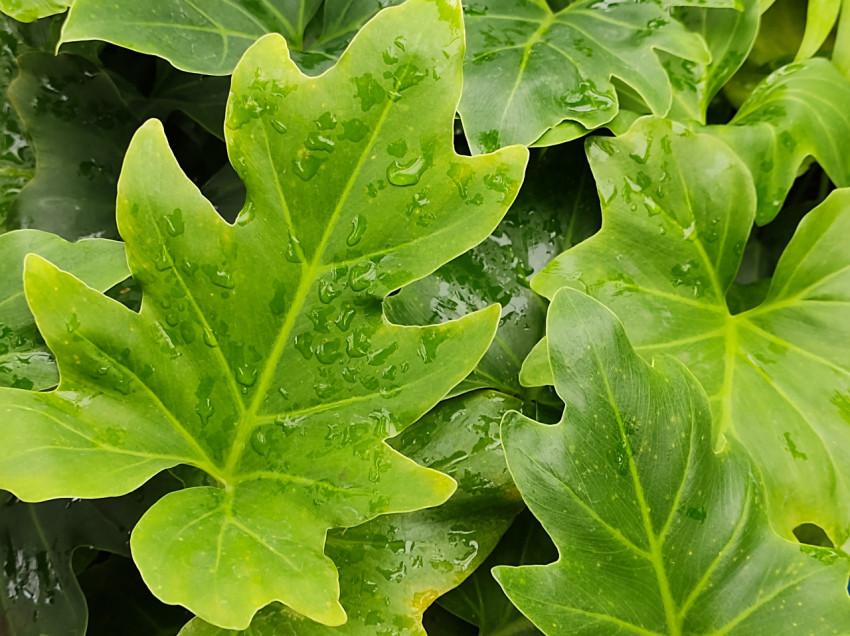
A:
[60, 0, 324, 75]
[386, 142, 598, 400]
[0, 0, 69, 22]
[179, 390, 524, 635]
[458, 0, 709, 153]
[439, 510, 552, 636]
[533, 117, 850, 545]
[0, 475, 178, 636]
[497, 288, 850, 635]
[0, 0, 527, 628]
[8, 52, 139, 239]
[0, 229, 128, 390]
[706, 58, 850, 225]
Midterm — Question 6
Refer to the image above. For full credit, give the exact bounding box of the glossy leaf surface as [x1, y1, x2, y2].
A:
[458, 0, 709, 153]
[179, 390, 524, 635]
[497, 289, 850, 635]
[8, 52, 139, 239]
[0, 0, 526, 628]
[386, 143, 599, 400]
[0, 229, 128, 390]
[707, 58, 850, 224]
[0, 476, 177, 636]
[534, 117, 850, 544]
[61, 0, 323, 75]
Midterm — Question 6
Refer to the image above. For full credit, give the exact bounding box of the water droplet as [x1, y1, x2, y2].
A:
[270, 119, 287, 135]
[387, 156, 426, 186]
[293, 152, 325, 181]
[340, 118, 369, 142]
[294, 332, 313, 359]
[349, 261, 377, 291]
[315, 111, 337, 130]
[305, 132, 335, 153]
[236, 365, 257, 387]
[165, 208, 184, 237]
[316, 339, 342, 365]
[387, 139, 407, 157]
[347, 215, 367, 246]
[203, 327, 218, 347]
[318, 279, 340, 304]
[154, 245, 173, 271]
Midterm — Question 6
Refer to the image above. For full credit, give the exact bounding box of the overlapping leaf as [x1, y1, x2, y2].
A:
[0, 0, 69, 22]
[498, 289, 850, 635]
[0, 229, 128, 390]
[706, 58, 850, 224]
[60, 0, 323, 75]
[533, 117, 850, 544]
[458, 0, 710, 153]
[0, 475, 178, 636]
[179, 390, 524, 635]
[0, 0, 527, 628]
[386, 142, 599, 400]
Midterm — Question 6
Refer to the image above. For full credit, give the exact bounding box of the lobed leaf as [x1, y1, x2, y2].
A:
[497, 288, 850, 635]
[458, 0, 709, 153]
[179, 390, 524, 635]
[0, 0, 527, 628]
[533, 117, 850, 544]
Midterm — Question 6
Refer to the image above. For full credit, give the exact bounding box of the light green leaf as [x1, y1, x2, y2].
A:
[386, 142, 599, 400]
[0, 475, 178, 636]
[458, 0, 709, 153]
[0, 0, 68, 22]
[0, 0, 527, 628]
[665, 1, 759, 123]
[8, 51, 140, 239]
[706, 58, 850, 225]
[534, 117, 850, 544]
[439, 510, 552, 636]
[496, 288, 850, 635]
[796, 0, 840, 60]
[178, 390, 524, 635]
[60, 0, 323, 75]
[0, 229, 128, 391]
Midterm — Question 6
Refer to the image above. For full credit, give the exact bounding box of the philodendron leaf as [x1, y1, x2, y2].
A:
[386, 142, 599, 400]
[60, 0, 323, 75]
[533, 117, 850, 545]
[0, 0, 527, 628]
[439, 510, 553, 636]
[0, 229, 128, 390]
[8, 52, 140, 239]
[458, 0, 709, 153]
[179, 390, 524, 635]
[497, 288, 850, 635]
[706, 58, 850, 224]
[0, 0, 69, 22]
[0, 475, 178, 636]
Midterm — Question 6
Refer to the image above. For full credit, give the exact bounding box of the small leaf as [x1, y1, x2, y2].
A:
[496, 288, 850, 635]
[707, 58, 850, 224]
[0, 229, 128, 390]
[458, 0, 709, 153]
[178, 390, 524, 635]
[534, 117, 850, 544]
[796, 0, 840, 61]
[0, 0, 527, 628]
[60, 0, 324, 75]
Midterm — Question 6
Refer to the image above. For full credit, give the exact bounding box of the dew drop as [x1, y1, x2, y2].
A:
[387, 156, 426, 186]
[347, 215, 367, 246]
[236, 365, 258, 387]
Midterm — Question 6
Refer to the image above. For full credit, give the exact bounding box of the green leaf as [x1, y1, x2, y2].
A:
[8, 52, 140, 239]
[386, 142, 599, 400]
[0, 475, 178, 636]
[0, 15, 38, 229]
[533, 117, 850, 544]
[796, 0, 840, 60]
[178, 390, 524, 635]
[0, 0, 69, 22]
[439, 510, 553, 636]
[458, 0, 709, 153]
[60, 0, 324, 75]
[0, 229, 128, 390]
[496, 288, 850, 635]
[706, 58, 850, 225]
[0, 0, 527, 628]
[665, 2, 759, 123]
